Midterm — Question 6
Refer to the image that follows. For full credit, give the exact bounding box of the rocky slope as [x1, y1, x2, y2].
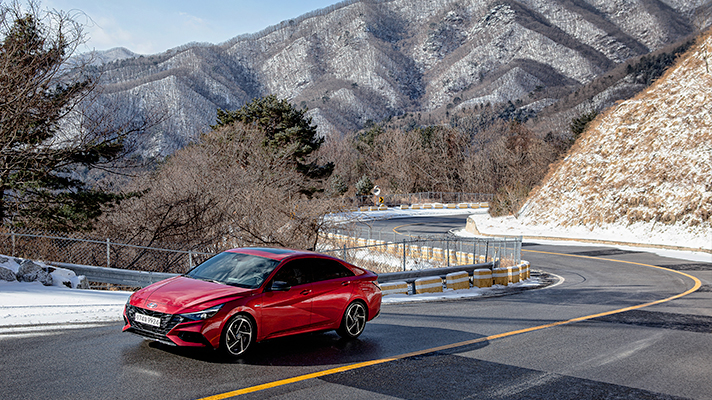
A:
[93, 0, 709, 157]
[517, 30, 712, 250]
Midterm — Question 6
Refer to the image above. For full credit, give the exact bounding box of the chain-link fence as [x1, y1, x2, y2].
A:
[344, 192, 493, 207]
[0, 227, 214, 274]
[319, 232, 521, 274]
[0, 187, 512, 278]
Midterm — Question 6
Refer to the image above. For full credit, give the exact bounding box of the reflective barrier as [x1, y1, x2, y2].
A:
[415, 276, 443, 294]
[493, 267, 509, 286]
[432, 247, 445, 264]
[380, 281, 408, 296]
[473, 268, 493, 288]
[446, 271, 470, 290]
[511, 265, 521, 283]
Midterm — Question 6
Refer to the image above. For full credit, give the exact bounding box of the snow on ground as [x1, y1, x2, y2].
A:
[0, 281, 131, 333]
[333, 206, 710, 262]
[0, 207, 707, 333]
[462, 212, 712, 263]
[329, 205, 487, 223]
[0, 256, 89, 288]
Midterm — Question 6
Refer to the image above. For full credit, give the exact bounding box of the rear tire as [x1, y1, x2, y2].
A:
[336, 301, 367, 339]
[220, 314, 255, 357]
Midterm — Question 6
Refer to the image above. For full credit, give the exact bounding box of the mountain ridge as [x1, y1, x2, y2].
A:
[91, 0, 710, 157]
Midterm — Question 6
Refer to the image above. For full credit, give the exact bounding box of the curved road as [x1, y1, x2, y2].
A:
[1, 215, 711, 399]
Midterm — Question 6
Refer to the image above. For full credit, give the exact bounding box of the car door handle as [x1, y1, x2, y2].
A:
[341, 281, 350, 286]
[300, 289, 312, 295]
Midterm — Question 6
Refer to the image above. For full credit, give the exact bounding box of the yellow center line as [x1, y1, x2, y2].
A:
[392, 223, 424, 238]
[198, 251, 702, 400]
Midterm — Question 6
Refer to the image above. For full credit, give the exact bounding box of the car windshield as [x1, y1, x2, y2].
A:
[185, 252, 279, 289]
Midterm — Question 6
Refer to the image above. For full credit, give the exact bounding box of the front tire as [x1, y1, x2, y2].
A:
[221, 314, 255, 357]
[336, 301, 367, 339]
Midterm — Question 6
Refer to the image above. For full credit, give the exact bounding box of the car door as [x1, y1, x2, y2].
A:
[308, 258, 356, 328]
[259, 260, 313, 338]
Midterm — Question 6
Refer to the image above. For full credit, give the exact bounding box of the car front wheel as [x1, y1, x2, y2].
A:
[337, 301, 367, 339]
[221, 314, 254, 357]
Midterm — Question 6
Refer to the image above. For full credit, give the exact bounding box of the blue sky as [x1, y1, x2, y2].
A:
[42, 0, 342, 54]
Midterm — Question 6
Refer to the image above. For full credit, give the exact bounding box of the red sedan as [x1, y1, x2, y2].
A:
[123, 248, 382, 357]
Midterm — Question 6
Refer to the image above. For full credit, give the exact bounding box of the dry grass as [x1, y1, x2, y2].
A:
[520, 29, 712, 233]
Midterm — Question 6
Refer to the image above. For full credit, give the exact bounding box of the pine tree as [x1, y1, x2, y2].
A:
[0, 3, 141, 231]
[213, 95, 333, 194]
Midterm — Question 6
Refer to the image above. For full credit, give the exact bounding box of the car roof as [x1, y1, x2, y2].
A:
[225, 247, 319, 261]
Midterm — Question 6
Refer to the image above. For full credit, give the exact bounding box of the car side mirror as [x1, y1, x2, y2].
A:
[269, 281, 291, 292]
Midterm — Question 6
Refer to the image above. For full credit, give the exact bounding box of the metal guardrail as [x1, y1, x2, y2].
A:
[49, 260, 498, 290]
[0, 192, 495, 274]
[376, 261, 497, 284]
[50, 262, 178, 288]
[377, 261, 499, 295]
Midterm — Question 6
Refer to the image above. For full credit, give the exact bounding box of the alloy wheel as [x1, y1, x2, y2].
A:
[338, 301, 366, 339]
[223, 315, 253, 356]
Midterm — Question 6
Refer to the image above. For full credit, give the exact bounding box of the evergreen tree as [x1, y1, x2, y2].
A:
[0, 3, 140, 231]
[213, 95, 333, 194]
[570, 110, 598, 139]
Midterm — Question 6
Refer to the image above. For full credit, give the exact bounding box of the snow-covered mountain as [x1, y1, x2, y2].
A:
[517, 30, 712, 251]
[91, 0, 709, 157]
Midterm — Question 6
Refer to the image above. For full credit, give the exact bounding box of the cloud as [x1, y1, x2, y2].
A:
[86, 16, 157, 54]
[178, 11, 208, 28]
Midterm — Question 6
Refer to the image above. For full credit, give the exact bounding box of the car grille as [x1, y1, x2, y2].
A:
[125, 305, 182, 341]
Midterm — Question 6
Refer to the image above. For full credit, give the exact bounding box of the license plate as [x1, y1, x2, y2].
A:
[135, 313, 161, 327]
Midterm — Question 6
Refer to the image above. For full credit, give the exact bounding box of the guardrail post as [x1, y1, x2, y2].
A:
[402, 239, 406, 271]
[106, 238, 110, 268]
[446, 238, 450, 267]
[189, 251, 193, 270]
[485, 239, 489, 264]
[474, 239, 478, 262]
[517, 236, 522, 263]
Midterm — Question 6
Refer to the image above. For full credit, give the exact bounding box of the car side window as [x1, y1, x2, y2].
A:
[272, 260, 311, 287]
[312, 259, 354, 282]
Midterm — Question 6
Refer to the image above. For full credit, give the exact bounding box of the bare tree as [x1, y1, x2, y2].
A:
[97, 121, 339, 271]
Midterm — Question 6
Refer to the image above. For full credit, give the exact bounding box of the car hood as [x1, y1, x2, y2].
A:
[130, 276, 254, 314]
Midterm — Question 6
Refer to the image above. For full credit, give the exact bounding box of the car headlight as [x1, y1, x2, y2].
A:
[178, 304, 224, 321]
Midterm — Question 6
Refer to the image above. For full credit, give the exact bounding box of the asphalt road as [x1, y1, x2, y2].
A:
[1, 215, 710, 400]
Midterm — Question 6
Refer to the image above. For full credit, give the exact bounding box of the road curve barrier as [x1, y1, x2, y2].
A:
[493, 266, 509, 286]
[446, 271, 470, 290]
[377, 260, 530, 296]
[415, 276, 444, 294]
[473, 268, 493, 288]
[510, 265, 521, 283]
[356, 202, 489, 212]
[380, 281, 408, 296]
[432, 247, 445, 263]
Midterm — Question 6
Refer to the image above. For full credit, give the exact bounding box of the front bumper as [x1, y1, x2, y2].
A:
[123, 305, 212, 347]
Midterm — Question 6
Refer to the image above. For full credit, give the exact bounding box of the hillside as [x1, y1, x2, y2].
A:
[511, 30, 712, 251]
[89, 0, 709, 158]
